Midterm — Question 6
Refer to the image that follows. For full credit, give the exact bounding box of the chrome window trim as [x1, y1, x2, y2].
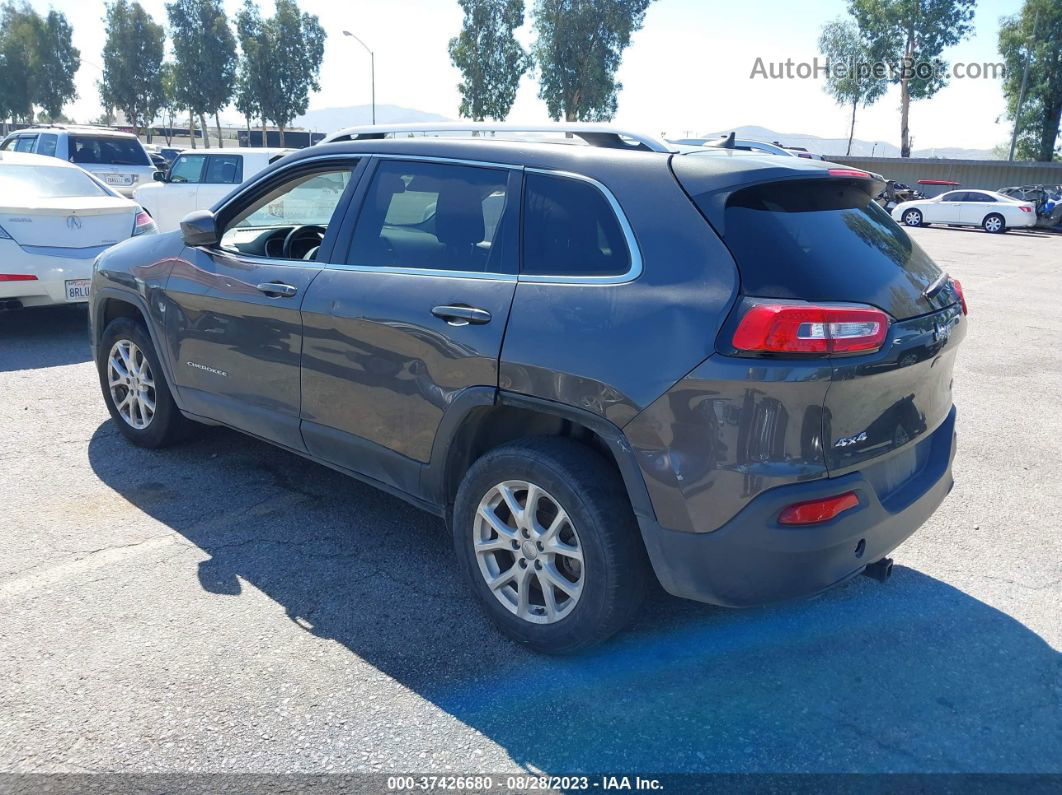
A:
[326, 262, 516, 282]
[519, 168, 643, 286]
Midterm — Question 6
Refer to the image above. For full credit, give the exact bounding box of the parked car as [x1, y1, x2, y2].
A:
[133, 147, 292, 232]
[997, 184, 1062, 229]
[892, 189, 1037, 233]
[0, 151, 155, 310]
[88, 124, 966, 653]
[0, 125, 155, 197]
[159, 147, 185, 164]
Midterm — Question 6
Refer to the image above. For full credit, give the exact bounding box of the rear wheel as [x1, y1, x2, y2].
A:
[453, 437, 648, 654]
[902, 209, 924, 227]
[983, 213, 1006, 233]
[97, 317, 193, 448]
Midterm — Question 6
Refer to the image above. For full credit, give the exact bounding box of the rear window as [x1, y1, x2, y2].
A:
[718, 180, 946, 319]
[69, 136, 150, 166]
[0, 164, 109, 198]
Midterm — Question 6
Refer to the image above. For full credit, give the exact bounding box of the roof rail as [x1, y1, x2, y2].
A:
[318, 122, 675, 153]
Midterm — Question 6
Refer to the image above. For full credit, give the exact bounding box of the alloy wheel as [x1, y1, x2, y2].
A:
[107, 339, 156, 430]
[473, 480, 584, 624]
[904, 211, 921, 226]
[984, 216, 1002, 232]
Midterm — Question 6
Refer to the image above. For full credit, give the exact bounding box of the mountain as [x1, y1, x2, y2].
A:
[694, 125, 997, 160]
[293, 104, 450, 134]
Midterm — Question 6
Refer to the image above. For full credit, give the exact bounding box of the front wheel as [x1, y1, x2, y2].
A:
[453, 437, 648, 654]
[983, 213, 1006, 233]
[902, 209, 924, 227]
[97, 317, 193, 448]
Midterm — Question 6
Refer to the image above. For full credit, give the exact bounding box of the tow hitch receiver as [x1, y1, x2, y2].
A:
[863, 557, 894, 583]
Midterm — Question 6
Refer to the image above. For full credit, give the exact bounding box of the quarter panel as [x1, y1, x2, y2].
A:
[623, 355, 832, 533]
[500, 160, 738, 427]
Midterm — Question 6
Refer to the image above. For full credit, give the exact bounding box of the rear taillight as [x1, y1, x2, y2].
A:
[0, 274, 38, 281]
[827, 168, 871, 178]
[732, 303, 890, 355]
[132, 209, 156, 236]
[1019, 205, 1033, 213]
[779, 491, 860, 525]
[950, 278, 968, 315]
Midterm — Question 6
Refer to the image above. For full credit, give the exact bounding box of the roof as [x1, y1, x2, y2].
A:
[320, 122, 675, 153]
[0, 150, 84, 169]
[10, 125, 139, 139]
[173, 147, 293, 156]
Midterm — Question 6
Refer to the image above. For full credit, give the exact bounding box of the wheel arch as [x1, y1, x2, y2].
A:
[426, 389, 656, 528]
[92, 289, 182, 410]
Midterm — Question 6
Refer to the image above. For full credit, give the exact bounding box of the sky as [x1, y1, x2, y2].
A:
[30, 0, 1023, 151]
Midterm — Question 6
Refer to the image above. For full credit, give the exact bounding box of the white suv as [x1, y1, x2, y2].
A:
[0, 126, 155, 197]
[133, 147, 292, 231]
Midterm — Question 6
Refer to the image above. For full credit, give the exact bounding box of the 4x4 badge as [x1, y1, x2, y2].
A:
[834, 431, 868, 448]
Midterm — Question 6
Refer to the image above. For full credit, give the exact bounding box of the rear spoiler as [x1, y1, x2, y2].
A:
[671, 155, 885, 237]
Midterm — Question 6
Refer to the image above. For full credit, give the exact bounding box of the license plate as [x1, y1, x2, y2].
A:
[65, 279, 91, 302]
[105, 174, 135, 186]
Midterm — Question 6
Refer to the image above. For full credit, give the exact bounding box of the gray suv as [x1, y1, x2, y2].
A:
[88, 132, 966, 653]
[1, 126, 155, 197]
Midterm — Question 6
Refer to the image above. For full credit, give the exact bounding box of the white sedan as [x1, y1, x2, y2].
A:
[0, 151, 156, 309]
[892, 189, 1037, 233]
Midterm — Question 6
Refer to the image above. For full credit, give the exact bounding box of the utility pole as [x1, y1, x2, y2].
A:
[1009, 7, 1040, 161]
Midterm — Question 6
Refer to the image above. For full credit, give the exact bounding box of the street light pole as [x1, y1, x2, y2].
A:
[343, 30, 376, 126]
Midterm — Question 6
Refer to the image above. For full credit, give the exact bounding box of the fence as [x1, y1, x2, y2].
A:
[830, 156, 1062, 196]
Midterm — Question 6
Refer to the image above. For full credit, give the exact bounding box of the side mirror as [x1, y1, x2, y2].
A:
[180, 210, 220, 247]
[153, 171, 167, 182]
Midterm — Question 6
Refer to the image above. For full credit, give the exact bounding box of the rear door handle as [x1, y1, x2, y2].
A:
[256, 281, 298, 298]
[432, 305, 492, 326]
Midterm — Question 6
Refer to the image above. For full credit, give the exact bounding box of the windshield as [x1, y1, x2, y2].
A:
[0, 164, 110, 199]
[69, 136, 151, 167]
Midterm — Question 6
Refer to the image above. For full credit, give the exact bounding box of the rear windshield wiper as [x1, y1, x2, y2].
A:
[923, 272, 950, 300]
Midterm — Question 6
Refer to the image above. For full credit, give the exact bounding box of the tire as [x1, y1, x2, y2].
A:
[983, 213, 1006, 233]
[453, 437, 649, 654]
[902, 209, 923, 227]
[97, 316, 193, 448]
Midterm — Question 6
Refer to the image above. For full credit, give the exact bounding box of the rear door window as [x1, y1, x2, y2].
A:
[347, 160, 513, 274]
[69, 136, 150, 166]
[37, 133, 58, 157]
[204, 154, 243, 184]
[718, 179, 947, 320]
[521, 172, 630, 277]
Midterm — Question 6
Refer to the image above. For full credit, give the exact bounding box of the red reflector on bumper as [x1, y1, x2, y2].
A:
[779, 491, 860, 525]
[0, 274, 38, 281]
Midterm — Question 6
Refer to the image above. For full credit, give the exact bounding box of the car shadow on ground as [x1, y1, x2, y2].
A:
[0, 306, 92, 372]
[87, 420, 1061, 773]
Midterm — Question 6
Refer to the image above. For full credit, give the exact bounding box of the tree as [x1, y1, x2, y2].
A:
[848, 0, 976, 158]
[0, 2, 40, 125]
[158, 62, 182, 146]
[449, 0, 530, 121]
[33, 10, 80, 121]
[259, 0, 325, 146]
[167, 0, 237, 149]
[819, 19, 888, 155]
[999, 0, 1062, 162]
[100, 0, 165, 136]
[531, 0, 653, 122]
[234, 0, 269, 139]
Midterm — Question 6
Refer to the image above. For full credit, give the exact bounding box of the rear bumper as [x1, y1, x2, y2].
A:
[0, 242, 104, 307]
[639, 407, 957, 607]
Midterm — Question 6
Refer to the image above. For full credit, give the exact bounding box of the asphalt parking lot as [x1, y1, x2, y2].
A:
[1, 226, 1060, 776]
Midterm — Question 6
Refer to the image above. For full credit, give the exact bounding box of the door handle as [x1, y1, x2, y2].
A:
[256, 281, 298, 298]
[432, 305, 492, 326]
